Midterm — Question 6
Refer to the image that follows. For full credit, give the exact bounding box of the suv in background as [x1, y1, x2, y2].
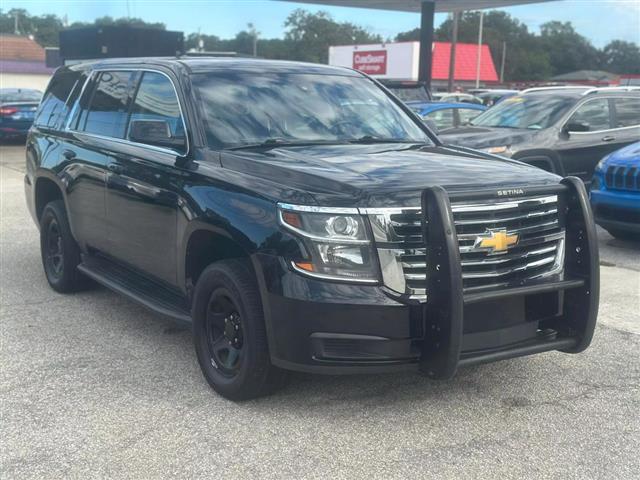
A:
[26, 58, 599, 400]
[590, 141, 640, 240]
[439, 86, 640, 183]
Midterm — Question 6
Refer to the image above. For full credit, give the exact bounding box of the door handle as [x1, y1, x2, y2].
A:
[62, 149, 76, 160]
[108, 163, 123, 174]
[601, 136, 616, 142]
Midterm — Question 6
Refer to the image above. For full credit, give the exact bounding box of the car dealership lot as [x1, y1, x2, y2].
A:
[1, 144, 638, 479]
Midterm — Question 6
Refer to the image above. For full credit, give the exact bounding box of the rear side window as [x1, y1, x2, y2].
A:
[34, 70, 80, 129]
[458, 108, 482, 125]
[425, 108, 455, 130]
[127, 71, 185, 147]
[80, 71, 135, 139]
[613, 97, 640, 128]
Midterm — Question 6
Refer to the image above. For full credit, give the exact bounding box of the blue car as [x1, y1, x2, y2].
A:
[591, 141, 640, 240]
[0, 88, 42, 141]
[406, 101, 486, 132]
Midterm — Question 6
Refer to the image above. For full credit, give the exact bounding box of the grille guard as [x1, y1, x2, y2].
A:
[419, 177, 600, 379]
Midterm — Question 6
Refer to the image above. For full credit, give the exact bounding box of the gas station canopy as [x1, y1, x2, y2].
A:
[283, 0, 550, 13]
[278, 0, 554, 86]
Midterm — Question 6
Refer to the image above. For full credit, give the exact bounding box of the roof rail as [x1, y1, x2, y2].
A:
[582, 86, 640, 95]
[521, 85, 590, 94]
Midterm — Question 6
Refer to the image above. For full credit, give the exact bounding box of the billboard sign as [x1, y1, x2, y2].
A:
[353, 50, 387, 75]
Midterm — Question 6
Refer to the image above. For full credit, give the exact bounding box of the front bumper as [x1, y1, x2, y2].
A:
[256, 178, 599, 376]
[591, 188, 640, 233]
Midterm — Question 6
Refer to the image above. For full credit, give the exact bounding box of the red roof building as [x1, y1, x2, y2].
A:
[431, 41, 498, 83]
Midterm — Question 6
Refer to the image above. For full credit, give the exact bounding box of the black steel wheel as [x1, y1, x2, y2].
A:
[205, 289, 245, 377]
[192, 259, 287, 400]
[39, 200, 85, 293]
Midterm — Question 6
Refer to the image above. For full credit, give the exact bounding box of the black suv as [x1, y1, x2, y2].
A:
[26, 58, 599, 400]
[439, 86, 640, 182]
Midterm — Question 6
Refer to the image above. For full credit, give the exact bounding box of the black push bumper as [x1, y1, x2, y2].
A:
[420, 177, 599, 379]
[260, 177, 599, 376]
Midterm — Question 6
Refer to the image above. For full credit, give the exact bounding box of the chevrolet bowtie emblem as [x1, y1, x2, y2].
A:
[474, 229, 519, 254]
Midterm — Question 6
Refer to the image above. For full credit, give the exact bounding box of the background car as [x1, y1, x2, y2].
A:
[0, 88, 42, 141]
[408, 102, 486, 131]
[477, 89, 519, 106]
[438, 86, 640, 182]
[379, 80, 432, 103]
[590, 141, 640, 241]
[432, 92, 483, 104]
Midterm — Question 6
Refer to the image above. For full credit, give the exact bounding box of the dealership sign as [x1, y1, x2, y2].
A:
[353, 50, 387, 75]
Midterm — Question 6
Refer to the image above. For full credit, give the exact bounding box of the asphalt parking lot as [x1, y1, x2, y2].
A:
[1, 144, 638, 479]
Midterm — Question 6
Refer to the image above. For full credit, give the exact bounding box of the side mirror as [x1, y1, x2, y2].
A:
[129, 119, 186, 151]
[564, 121, 590, 133]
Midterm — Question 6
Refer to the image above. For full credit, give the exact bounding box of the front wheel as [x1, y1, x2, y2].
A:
[192, 259, 287, 400]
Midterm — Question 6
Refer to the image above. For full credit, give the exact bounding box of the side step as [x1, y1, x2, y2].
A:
[78, 255, 192, 326]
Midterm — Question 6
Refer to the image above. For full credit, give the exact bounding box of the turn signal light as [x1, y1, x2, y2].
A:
[293, 261, 315, 272]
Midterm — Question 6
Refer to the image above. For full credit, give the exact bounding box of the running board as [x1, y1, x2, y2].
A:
[78, 256, 192, 326]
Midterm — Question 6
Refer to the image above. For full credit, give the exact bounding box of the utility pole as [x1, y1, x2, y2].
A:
[475, 10, 484, 89]
[500, 41, 507, 84]
[14, 11, 19, 34]
[247, 23, 259, 57]
[447, 11, 460, 92]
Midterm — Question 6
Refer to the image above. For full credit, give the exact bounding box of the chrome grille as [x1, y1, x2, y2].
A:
[605, 165, 639, 191]
[367, 194, 565, 299]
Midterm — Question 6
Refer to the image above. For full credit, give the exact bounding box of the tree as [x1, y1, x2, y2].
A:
[539, 21, 599, 75]
[600, 40, 640, 74]
[284, 9, 381, 63]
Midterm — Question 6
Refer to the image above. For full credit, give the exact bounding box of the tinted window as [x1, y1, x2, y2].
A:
[127, 71, 185, 149]
[193, 72, 430, 149]
[613, 97, 640, 128]
[472, 94, 575, 130]
[458, 108, 482, 125]
[567, 99, 611, 132]
[80, 71, 134, 138]
[425, 108, 455, 130]
[388, 86, 430, 102]
[33, 71, 79, 128]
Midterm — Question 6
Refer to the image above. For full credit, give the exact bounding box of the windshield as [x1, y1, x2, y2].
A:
[388, 86, 431, 103]
[192, 72, 431, 149]
[0, 89, 42, 103]
[470, 94, 575, 130]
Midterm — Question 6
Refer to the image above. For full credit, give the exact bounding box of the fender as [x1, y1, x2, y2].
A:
[513, 149, 565, 176]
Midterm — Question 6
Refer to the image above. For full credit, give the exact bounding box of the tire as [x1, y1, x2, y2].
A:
[39, 200, 85, 293]
[607, 228, 639, 242]
[192, 259, 287, 400]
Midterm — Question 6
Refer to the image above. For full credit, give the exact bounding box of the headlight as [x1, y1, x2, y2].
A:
[278, 204, 379, 283]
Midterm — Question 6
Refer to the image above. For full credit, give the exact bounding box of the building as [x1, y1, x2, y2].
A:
[328, 41, 498, 90]
[550, 70, 619, 87]
[0, 35, 55, 91]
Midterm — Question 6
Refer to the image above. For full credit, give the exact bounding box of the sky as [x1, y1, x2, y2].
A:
[3, 0, 640, 48]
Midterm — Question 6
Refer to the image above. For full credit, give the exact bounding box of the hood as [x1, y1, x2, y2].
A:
[438, 126, 539, 150]
[219, 143, 560, 208]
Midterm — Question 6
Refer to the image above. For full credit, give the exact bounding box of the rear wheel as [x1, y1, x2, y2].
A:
[192, 259, 287, 400]
[39, 200, 85, 293]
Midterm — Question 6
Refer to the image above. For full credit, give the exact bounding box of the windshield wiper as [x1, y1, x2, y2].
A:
[226, 138, 347, 151]
[348, 135, 423, 145]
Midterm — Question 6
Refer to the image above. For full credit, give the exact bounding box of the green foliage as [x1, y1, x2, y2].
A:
[600, 40, 640, 74]
[283, 9, 381, 63]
